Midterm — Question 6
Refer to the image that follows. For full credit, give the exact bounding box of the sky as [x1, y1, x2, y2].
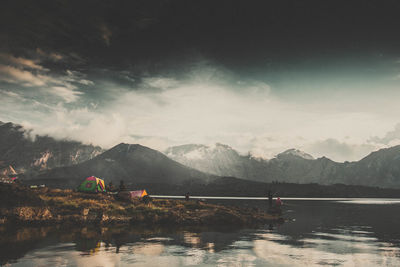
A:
[1, 0, 400, 162]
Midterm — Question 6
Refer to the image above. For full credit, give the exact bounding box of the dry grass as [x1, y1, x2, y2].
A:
[1, 186, 280, 226]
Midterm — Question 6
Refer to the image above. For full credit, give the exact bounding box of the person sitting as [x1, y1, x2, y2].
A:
[276, 197, 283, 207]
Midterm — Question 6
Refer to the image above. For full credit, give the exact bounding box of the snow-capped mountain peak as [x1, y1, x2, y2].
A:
[277, 148, 314, 160]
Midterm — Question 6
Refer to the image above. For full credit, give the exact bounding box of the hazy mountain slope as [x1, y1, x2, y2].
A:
[165, 144, 269, 180]
[32, 143, 215, 188]
[166, 143, 400, 188]
[165, 144, 323, 183]
[0, 122, 103, 175]
[340, 146, 400, 187]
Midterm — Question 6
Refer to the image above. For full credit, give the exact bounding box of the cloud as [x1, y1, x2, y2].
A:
[0, 65, 46, 86]
[1, 72, 277, 149]
[369, 123, 400, 146]
[0, 90, 24, 101]
[142, 77, 179, 90]
[0, 64, 83, 102]
[0, 53, 91, 103]
[0, 53, 45, 70]
[36, 48, 63, 61]
[1, 64, 399, 161]
[17, 105, 132, 148]
[304, 138, 378, 162]
[65, 70, 94, 86]
[51, 86, 83, 103]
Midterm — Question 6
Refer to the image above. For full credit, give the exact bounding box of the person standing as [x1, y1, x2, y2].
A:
[268, 190, 273, 208]
[119, 180, 126, 191]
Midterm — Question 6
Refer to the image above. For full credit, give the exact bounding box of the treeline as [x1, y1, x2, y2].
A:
[129, 177, 400, 198]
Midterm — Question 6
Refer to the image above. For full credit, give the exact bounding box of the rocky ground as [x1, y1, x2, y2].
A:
[0, 183, 281, 227]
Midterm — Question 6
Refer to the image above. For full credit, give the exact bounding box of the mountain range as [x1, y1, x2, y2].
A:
[165, 143, 400, 188]
[2, 121, 400, 190]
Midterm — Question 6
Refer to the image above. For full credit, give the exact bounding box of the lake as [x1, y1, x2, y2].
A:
[1, 198, 400, 267]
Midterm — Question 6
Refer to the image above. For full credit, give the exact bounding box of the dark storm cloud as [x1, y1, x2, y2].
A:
[0, 52, 94, 103]
[2, 0, 400, 76]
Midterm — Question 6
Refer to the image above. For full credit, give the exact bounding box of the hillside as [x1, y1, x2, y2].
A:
[0, 122, 103, 176]
[32, 143, 215, 188]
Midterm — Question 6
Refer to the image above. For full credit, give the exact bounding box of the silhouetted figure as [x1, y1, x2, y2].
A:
[119, 180, 126, 191]
[185, 192, 190, 201]
[142, 195, 151, 204]
[107, 182, 115, 192]
[268, 190, 273, 208]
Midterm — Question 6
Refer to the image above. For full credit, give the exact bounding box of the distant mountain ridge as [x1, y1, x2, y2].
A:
[0, 122, 103, 176]
[166, 143, 400, 188]
[165, 143, 261, 179]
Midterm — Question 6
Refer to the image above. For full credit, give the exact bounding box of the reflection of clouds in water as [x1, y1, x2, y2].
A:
[209, 239, 267, 267]
[7, 228, 400, 267]
[183, 232, 201, 246]
[253, 230, 400, 267]
[131, 242, 164, 256]
[158, 245, 206, 266]
[12, 242, 121, 267]
[122, 243, 179, 267]
[182, 248, 206, 266]
[216, 251, 258, 267]
[127, 242, 207, 266]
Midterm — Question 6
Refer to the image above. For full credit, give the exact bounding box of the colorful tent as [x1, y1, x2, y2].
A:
[0, 165, 17, 178]
[129, 190, 148, 198]
[0, 165, 18, 184]
[77, 176, 106, 193]
[117, 189, 148, 201]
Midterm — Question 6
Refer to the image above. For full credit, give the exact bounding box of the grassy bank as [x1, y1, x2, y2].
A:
[0, 184, 281, 227]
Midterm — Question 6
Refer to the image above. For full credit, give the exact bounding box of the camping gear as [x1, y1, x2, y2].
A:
[77, 176, 106, 193]
[130, 190, 148, 198]
[117, 189, 148, 201]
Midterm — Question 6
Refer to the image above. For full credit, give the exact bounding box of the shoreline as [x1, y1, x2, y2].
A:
[0, 184, 282, 227]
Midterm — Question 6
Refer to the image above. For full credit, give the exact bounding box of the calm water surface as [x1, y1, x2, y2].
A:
[1, 199, 400, 267]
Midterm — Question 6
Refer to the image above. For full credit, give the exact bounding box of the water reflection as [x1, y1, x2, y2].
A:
[2, 200, 400, 266]
[253, 228, 400, 266]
